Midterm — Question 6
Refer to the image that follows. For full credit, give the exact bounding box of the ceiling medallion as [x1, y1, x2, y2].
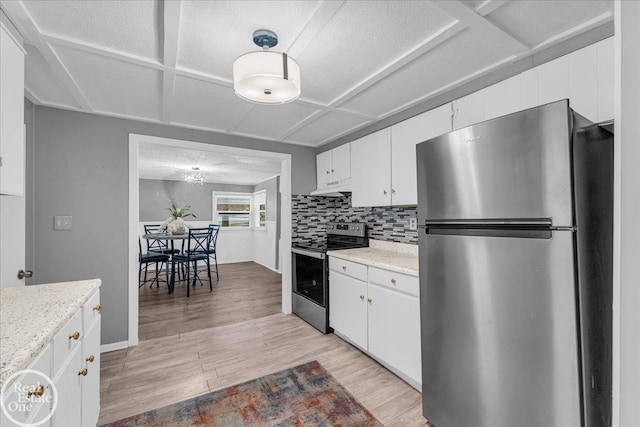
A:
[233, 29, 301, 105]
[185, 167, 205, 185]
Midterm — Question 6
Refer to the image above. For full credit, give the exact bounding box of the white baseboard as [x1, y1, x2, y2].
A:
[101, 340, 129, 353]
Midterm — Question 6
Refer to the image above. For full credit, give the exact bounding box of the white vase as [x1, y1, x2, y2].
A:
[167, 218, 186, 235]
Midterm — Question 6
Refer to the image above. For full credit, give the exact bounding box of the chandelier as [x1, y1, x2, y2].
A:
[184, 167, 205, 185]
[233, 29, 301, 105]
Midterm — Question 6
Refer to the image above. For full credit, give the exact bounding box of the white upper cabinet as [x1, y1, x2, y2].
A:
[0, 24, 25, 196]
[316, 143, 351, 188]
[352, 105, 452, 207]
[391, 104, 452, 206]
[454, 38, 613, 129]
[316, 150, 332, 187]
[351, 128, 391, 207]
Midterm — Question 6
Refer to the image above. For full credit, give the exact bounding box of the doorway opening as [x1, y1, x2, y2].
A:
[128, 134, 292, 345]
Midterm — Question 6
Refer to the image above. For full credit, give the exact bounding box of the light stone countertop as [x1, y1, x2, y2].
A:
[327, 240, 419, 276]
[0, 279, 101, 386]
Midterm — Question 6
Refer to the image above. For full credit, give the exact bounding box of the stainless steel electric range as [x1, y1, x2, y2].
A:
[291, 222, 368, 333]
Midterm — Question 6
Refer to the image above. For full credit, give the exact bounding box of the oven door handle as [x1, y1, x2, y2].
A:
[291, 248, 325, 259]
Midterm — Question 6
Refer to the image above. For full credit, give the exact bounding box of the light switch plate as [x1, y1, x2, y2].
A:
[409, 217, 417, 231]
[54, 215, 73, 231]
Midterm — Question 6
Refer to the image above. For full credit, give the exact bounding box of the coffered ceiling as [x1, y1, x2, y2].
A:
[1, 0, 613, 147]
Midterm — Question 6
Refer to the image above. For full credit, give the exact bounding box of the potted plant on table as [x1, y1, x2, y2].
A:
[163, 201, 196, 234]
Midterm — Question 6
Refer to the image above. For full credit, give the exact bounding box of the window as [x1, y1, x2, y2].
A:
[213, 193, 252, 228]
[254, 190, 266, 229]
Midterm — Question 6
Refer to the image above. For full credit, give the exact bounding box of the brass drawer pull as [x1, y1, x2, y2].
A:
[78, 369, 88, 376]
[86, 355, 95, 363]
[391, 278, 396, 285]
[27, 384, 44, 397]
[342, 266, 346, 271]
[359, 295, 365, 300]
[69, 331, 80, 340]
[93, 304, 101, 312]
[367, 298, 372, 303]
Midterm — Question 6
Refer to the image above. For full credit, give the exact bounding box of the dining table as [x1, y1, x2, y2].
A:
[141, 232, 189, 293]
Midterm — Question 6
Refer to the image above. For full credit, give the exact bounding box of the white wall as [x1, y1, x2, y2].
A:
[253, 221, 278, 271]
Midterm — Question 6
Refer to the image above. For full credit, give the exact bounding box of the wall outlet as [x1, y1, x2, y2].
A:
[409, 217, 417, 231]
[54, 215, 73, 231]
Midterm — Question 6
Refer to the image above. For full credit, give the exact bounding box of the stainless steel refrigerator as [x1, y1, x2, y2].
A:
[416, 100, 612, 427]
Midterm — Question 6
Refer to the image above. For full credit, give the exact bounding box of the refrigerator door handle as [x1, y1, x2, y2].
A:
[424, 218, 553, 228]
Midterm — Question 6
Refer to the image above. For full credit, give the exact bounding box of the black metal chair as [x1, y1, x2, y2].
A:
[144, 224, 182, 255]
[138, 237, 170, 288]
[195, 224, 220, 280]
[171, 227, 213, 297]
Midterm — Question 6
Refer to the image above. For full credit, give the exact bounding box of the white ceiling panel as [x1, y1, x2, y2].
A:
[171, 75, 254, 131]
[340, 28, 512, 118]
[5, 0, 614, 147]
[24, 44, 79, 108]
[284, 112, 369, 146]
[486, 1, 613, 47]
[177, 1, 320, 79]
[55, 45, 162, 120]
[296, 1, 456, 104]
[22, 0, 160, 60]
[138, 142, 281, 185]
[234, 103, 320, 140]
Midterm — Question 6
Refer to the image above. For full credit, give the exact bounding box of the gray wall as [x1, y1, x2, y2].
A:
[28, 106, 316, 345]
[139, 179, 253, 221]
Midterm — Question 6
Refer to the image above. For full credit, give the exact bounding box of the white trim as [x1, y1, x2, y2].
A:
[129, 133, 293, 346]
[101, 341, 128, 353]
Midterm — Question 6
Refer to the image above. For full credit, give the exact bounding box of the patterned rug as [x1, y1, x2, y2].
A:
[102, 360, 383, 426]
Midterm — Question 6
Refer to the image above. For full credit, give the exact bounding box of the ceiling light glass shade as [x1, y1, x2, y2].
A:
[185, 167, 205, 185]
[233, 51, 301, 105]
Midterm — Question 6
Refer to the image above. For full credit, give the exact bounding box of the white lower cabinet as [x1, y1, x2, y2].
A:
[1, 289, 101, 426]
[329, 258, 422, 389]
[329, 271, 368, 350]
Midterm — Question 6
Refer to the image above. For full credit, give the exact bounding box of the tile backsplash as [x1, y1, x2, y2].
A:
[292, 195, 418, 245]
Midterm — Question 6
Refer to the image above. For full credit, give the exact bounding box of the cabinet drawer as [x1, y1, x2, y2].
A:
[329, 258, 367, 282]
[368, 267, 419, 297]
[52, 310, 82, 376]
[83, 289, 101, 331]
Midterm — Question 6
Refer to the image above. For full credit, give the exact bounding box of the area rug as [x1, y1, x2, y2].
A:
[102, 360, 383, 427]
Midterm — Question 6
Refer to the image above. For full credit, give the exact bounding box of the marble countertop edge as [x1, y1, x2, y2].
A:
[327, 244, 419, 277]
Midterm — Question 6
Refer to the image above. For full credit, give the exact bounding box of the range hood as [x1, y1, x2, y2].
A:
[310, 179, 352, 197]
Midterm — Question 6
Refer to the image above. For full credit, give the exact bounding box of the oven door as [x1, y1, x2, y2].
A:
[292, 248, 327, 307]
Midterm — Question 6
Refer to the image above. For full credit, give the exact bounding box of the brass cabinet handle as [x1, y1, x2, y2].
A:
[383, 190, 388, 195]
[391, 278, 396, 285]
[86, 355, 95, 363]
[78, 369, 88, 376]
[331, 169, 335, 173]
[359, 295, 365, 300]
[69, 331, 80, 340]
[27, 384, 44, 397]
[326, 170, 330, 174]
[93, 304, 101, 312]
[342, 266, 346, 271]
[367, 298, 372, 303]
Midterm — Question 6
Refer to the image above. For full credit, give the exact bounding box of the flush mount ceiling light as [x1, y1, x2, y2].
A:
[185, 167, 205, 185]
[233, 29, 301, 105]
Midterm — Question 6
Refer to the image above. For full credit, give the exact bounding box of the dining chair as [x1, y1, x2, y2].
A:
[144, 224, 182, 255]
[138, 237, 170, 288]
[203, 224, 220, 280]
[171, 227, 213, 297]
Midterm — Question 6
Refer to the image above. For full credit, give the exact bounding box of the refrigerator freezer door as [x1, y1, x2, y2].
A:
[420, 230, 581, 427]
[416, 100, 574, 227]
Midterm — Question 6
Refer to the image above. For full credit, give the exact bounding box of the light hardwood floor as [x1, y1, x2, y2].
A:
[100, 313, 431, 426]
[138, 261, 282, 340]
